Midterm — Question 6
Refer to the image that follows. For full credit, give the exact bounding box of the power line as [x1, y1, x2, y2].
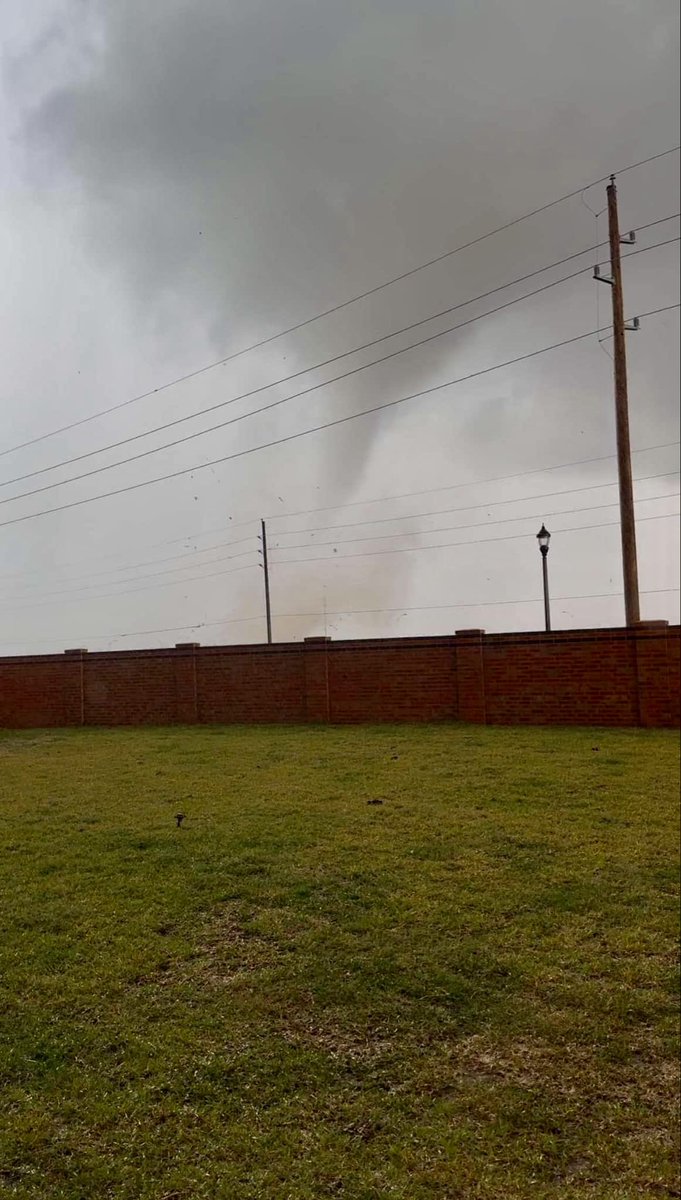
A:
[3, 234, 678, 506]
[3, 517, 261, 582]
[272, 510, 680, 566]
[3, 505, 678, 613]
[263, 441, 680, 521]
[270, 472, 680, 539]
[0, 303, 678, 532]
[140, 516, 258, 549]
[1, 533, 260, 586]
[3, 144, 677, 462]
[0, 559, 260, 611]
[6, 444, 678, 592]
[3, 219, 678, 493]
[3, 547, 259, 602]
[6, 477, 678, 601]
[603, 146, 680, 179]
[3, 587, 678, 652]
[269, 489, 679, 552]
[255, 588, 681, 620]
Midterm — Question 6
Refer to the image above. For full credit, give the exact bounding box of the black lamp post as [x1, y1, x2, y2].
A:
[536, 524, 551, 632]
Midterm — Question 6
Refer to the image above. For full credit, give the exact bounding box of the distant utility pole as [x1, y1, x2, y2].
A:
[260, 519, 273, 643]
[595, 175, 641, 626]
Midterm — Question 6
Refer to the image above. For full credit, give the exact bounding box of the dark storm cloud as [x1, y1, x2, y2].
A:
[1, 0, 678, 649]
[17, 2, 679, 432]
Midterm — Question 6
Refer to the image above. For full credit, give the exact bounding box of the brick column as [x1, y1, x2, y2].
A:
[634, 621, 672, 728]
[175, 643, 199, 723]
[455, 629, 486, 724]
[63, 649, 88, 725]
[304, 637, 331, 722]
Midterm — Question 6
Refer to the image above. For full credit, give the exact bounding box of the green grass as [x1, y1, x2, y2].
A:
[0, 724, 678, 1199]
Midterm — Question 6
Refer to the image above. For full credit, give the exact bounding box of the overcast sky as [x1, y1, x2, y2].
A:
[1, 0, 679, 654]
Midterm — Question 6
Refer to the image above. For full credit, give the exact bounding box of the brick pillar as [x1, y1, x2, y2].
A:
[175, 643, 199, 724]
[304, 637, 331, 722]
[63, 649, 88, 725]
[455, 629, 486, 724]
[634, 621, 672, 728]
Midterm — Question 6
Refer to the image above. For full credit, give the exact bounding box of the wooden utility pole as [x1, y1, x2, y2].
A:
[606, 174, 641, 625]
[260, 519, 273, 643]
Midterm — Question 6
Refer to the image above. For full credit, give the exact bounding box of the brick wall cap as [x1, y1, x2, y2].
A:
[63, 648, 88, 655]
[175, 642, 201, 649]
[455, 629, 485, 637]
[304, 636, 332, 643]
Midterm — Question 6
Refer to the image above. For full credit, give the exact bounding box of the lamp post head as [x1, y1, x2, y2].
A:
[536, 524, 551, 555]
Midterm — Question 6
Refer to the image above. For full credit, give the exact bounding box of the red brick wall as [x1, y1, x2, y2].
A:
[482, 629, 642, 727]
[0, 625, 678, 730]
[669, 633, 680, 729]
[83, 651, 178, 726]
[325, 638, 457, 723]
[0, 655, 83, 728]
[196, 646, 306, 724]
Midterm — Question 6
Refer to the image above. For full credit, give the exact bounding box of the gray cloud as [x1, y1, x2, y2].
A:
[0, 0, 678, 650]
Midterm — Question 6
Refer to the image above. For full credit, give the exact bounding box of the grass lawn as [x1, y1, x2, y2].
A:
[0, 724, 678, 1200]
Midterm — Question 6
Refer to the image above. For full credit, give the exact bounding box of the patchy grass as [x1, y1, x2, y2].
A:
[0, 723, 678, 1199]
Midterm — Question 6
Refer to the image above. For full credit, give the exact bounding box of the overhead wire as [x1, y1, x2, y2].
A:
[2, 217, 678, 493]
[3, 470, 676, 597]
[0, 559, 261, 611]
[269, 490, 680, 552]
[1, 302, 678, 532]
[4, 442, 677, 591]
[3, 587, 679, 652]
[2, 233, 678, 506]
[3, 546, 260, 599]
[242, 588, 681, 620]
[2, 503, 678, 610]
[3, 143, 677, 461]
[263, 441, 680, 521]
[1, 532, 260, 585]
[272, 511, 680, 567]
[270, 471, 680, 539]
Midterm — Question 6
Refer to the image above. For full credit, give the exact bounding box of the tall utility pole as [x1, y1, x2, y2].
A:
[603, 174, 641, 625]
[260, 519, 273, 643]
